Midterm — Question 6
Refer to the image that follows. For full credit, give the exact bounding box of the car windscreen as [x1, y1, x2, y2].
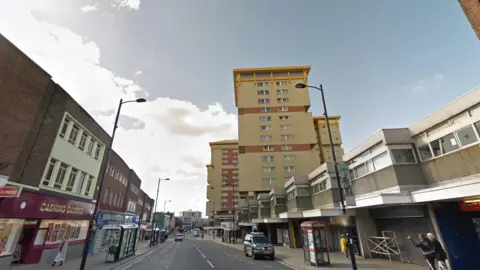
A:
[252, 236, 268, 244]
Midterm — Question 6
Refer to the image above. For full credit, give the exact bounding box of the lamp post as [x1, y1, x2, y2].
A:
[151, 178, 169, 245]
[79, 98, 146, 270]
[295, 83, 358, 270]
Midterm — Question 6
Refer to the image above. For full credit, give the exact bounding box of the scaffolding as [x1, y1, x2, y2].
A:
[365, 230, 403, 263]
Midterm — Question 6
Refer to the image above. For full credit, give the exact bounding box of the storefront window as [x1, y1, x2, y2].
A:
[40, 220, 89, 244]
[0, 219, 23, 256]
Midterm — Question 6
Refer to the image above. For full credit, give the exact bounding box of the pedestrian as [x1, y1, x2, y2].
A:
[426, 233, 448, 270]
[340, 234, 349, 263]
[408, 233, 436, 270]
[52, 239, 68, 267]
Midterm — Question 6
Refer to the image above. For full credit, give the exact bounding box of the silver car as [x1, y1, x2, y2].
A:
[243, 232, 275, 260]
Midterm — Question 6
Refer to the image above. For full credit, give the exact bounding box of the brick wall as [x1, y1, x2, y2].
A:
[0, 34, 51, 179]
[18, 84, 111, 192]
[125, 169, 142, 214]
[459, 0, 480, 39]
[99, 150, 130, 212]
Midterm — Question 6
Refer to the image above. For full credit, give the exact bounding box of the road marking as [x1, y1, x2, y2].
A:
[116, 242, 169, 270]
[275, 260, 299, 270]
[207, 260, 214, 268]
[201, 253, 206, 258]
[264, 265, 272, 268]
[166, 242, 180, 269]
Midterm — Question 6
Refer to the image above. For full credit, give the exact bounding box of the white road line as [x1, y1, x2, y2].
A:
[275, 260, 299, 270]
[117, 242, 168, 270]
[166, 242, 180, 269]
[201, 253, 206, 258]
[207, 259, 215, 268]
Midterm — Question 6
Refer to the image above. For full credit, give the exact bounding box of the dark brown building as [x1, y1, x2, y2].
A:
[459, 0, 480, 39]
[125, 169, 142, 215]
[100, 150, 130, 213]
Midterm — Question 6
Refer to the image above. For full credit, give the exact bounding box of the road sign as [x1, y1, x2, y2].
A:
[0, 186, 21, 198]
[340, 167, 349, 173]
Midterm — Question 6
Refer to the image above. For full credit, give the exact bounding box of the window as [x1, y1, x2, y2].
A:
[260, 107, 271, 113]
[418, 145, 433, 161]
[280, 125, 292, 130]
[222, 149, 229, 153]
[440, 133, 459, 154]
[277, 98, 289, 103]
[391, 149, 416, 164]
[115, 169, 120, 180]
[84, 175, 93, 196]
[275, 81, 288, 86]
[431, 140, 441, 156]
[353, 163, 367, 178]
[276, 89, 288, 94]
[258, 98, 270, 104]
[54, 163, 68, 189]
[296, 187, 310, 197]
[284, 155, 296, 161]
[76, 172, 87, 194]
[68, 125, 79, 145]
[279, 115, 290, 120]
[261, 156, 275, 162]
[259, 116, 272, 122]
[94, 144, 101, 160]
[263, 178, 276, 184]
[372, 151, 390, 172]
[263, 145, 274, 152]
[66, 168, 78, 192]
[109, 166, 115, 176]
[79, 132, 87, 150]
[280, 134, 294, 140]
[456, 125, 478, 147]
[281, 145, 292, 151]
[257, 82, 269, 87]
[284, 166, 296, 172]
[87, 139, 95, 155]
[263, 167, 276, 173]
[260, 135, 272, 141]
[43, 158, 57, 186]
[260, 125, 272, 131]
[278, 107, 289, 112]
[114, 194, 118, 206]
[59, 118, 70, 138]
[258, 90, 270, 95]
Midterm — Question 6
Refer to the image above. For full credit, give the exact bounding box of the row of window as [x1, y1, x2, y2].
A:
[270, 197, 286, 206]
[42, 158, 94, 196]
[130, 184, 139, 195]
[222, 149, 239, 153]
[222, 170, 239, 174]
[287, 186, 310, 200]
[222, 159, 238, 164]
[263, 145, 293, 152]
[261, 155, 296, 162]
[59, 116, 103, 161]
[103, 189, 124, 208]
[126, 200, 136, 212]
[255, 81, 289, 87]
[418, 121, 480, 161]
[257, 89, 289, 96]
[260, 125, 294, 131]
[222, 181, 238, 186]
[350, 149, 414, 180]
[262, 166, 296, 173]
[222, 175, 239, 179]
[106, 164, 128, 186]
[258, 107, 290, 113]
[258, 98, 289, 104]
[260, 115, 291, 121]
[311, 181, 327, 195]
[44, 221, 85, 244]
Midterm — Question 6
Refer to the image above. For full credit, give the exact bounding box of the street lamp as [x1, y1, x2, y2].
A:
[80, 98, 146, 270]
[164, 200, 172, 212]
[151, 178, 170, 246]
[295, 83, 358, 270]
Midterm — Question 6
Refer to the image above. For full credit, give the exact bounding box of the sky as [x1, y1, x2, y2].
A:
[0, 0, 479, 216]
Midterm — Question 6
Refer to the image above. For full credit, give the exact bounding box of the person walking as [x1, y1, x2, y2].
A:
[426, 233, 448, 270]
[52, 239, 68, 267]
[340, 234, 349, 263]
[408, 233, 437, 270]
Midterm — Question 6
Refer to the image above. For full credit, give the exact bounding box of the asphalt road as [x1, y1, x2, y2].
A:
[119, 235, 293, 270]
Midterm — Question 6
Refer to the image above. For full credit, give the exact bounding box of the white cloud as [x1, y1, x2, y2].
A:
[0, 1, 236, 215]
[112, 0, 140, 10]
[412, 73, 445, 93]
[134, 70, 142, 76]
[81, 4, 98, 13]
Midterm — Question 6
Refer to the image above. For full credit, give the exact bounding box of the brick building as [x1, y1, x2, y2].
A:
[125, 169, 142, 216]
[0, 34, 110, 267]
[100, 150, 129, 213]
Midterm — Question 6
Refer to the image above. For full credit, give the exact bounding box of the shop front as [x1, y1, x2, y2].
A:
[0, 190, 94, 268]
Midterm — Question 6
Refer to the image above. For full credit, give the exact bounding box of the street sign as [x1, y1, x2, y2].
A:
[340, 167, 349, 173]
[0, 186, 21, 198]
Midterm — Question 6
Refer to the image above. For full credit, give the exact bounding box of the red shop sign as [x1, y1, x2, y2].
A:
[0, 190, 95, 220]
[459, 201, 480, 212]
[0, 186, 21, 198]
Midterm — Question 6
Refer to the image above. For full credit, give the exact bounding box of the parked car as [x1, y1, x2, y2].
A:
[175, 233, 183, 242]
[243, 232, 275, 260]
[193, 230, 200, 237]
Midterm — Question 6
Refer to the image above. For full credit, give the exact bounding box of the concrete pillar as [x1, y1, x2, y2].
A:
[354, 208, 378, 258]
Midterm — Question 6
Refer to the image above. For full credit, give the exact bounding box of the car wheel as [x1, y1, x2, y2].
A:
[269, 255, 275, 261]
[244, 249, 248, 257]
[252, 254, 257, 260]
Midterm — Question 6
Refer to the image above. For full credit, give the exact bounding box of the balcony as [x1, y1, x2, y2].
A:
[269, 188, 287, 218]
[248, 200, 258, 220]
[285, 175, 312, 213]
[257, 193, 270, 218]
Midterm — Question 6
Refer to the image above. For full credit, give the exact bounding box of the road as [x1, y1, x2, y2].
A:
[118, 234, 293, 270]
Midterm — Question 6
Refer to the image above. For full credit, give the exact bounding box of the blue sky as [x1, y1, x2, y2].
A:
[1, 0, 479, 213]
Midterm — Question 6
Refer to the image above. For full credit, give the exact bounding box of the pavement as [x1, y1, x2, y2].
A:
[205, 234, 427, 270]
[11, 241, 162, 270]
